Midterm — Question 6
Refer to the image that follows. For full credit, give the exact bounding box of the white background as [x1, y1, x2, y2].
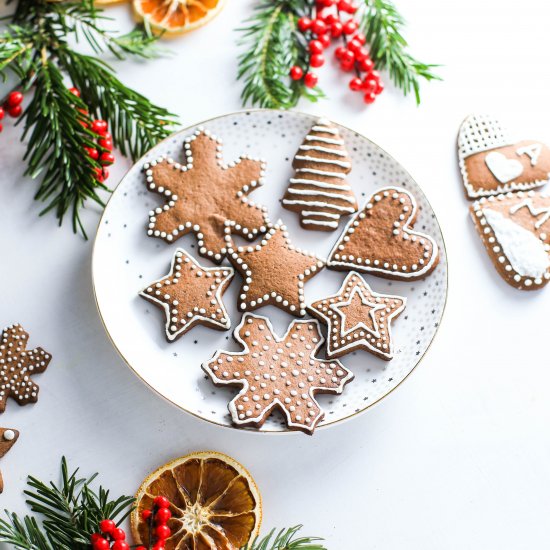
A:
[1, 1, 549, 548]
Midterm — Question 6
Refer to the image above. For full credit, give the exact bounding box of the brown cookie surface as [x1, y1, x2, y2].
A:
[140, 249, 234, 341]
[202, 314, 354, 434]
[282, 118, 357, 231]
[458, 114, 550, 199]
[225, 221, 325, 317]
[309, 271, 406, 360]
[0, 427, 19, 493]
[145, 128, 268, 263]
[327, 187, 439, 280]
[0, 324, 51, 413]
[470, 190, 550, 290]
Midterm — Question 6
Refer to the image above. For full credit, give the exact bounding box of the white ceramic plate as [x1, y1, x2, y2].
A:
[92, 110, 448, 433]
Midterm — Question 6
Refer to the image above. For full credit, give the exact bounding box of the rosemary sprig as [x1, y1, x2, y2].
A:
[1, 0, 177, 238]
[361, 0, 440, 104]
[237, 0, 324, 109]
[244, 525, 327, 550]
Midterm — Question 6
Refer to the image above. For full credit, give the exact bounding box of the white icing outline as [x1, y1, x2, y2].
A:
[308, 272, 406, 360]
[201, 313, 354, 433]
[224, 221, 325, 317]
[139, 249, 235, 341]
[144, 127, 269, 261]
[327, 186, 439, 280]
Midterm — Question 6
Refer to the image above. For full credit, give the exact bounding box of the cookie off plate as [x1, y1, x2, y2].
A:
[92, 110, 448, 433]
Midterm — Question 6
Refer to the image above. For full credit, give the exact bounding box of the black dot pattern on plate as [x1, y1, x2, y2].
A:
[93, 111, 447, 433]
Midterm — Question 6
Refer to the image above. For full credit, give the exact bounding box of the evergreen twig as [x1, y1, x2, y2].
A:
[244, 525, 327, 550]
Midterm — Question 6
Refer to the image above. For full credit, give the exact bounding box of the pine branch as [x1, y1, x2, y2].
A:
[244, 525, 327, 550]
[237, 0, 323, 109]
[360, 0, 440, 104]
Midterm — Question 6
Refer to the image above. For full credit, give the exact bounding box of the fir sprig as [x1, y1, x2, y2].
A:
[1, 0, 177, 238]
[237, 0, 324, 109]
[361, 0, 440, 104]
[245, 525, 327, 550]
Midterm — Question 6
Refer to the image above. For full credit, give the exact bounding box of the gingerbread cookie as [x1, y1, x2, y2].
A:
[0, 324, 51, 413]
[470, 190, 550, 290]
[140, 249, 234, 341]
[202, 314, 354, 433]
[225, 221, 325, 317]
[327, 187, 439, 280]
[282, 118, 357, 231]
[0, 428, 19, 493]
[309, 272, 406, 360]
[458, 114, 550, 199]
[145, 128, 269, 263]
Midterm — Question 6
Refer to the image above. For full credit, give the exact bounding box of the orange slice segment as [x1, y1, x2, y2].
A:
[131, 451, 262, 550]
[133, 0, 226, 35]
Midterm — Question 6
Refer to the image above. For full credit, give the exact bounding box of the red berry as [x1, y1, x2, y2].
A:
[0, 123, 3, 133]
[111, 528, 126, 541]
[343, 19, 358, 34]
[324, 13, 339, 24]
[84, 146, 99, 160]
[369, 69, 381, 81]
[311, 19, 328, 35]
[152, 543, 165, 550]
[99, 519, 115, 534]
[102, 168, 110, 180]
[304, 72, 318, 88]
[318, 0, 336, 5]
[338, 0, 358, 13]
[375, 81, 384, 95]
[136, 547, 147, 550]
[94, 167, 105, 182]
[141, 509, 153, 521]
[355, 47, 369, 62]
[358, 58, 374, 72]
[348, 39, 361, 53]
[111, 542, 130, 550]
[90, 533, 103, 543]
[289, 66, 304, 80]
[6, 91, 23, 108]
[155, 508, 172, 524]
[310, 54, 325, 68]
[155, 525, 171, 540]
[349, 77, 363, 91]
[154, 496, 171, 509]
[100, 152, 115, 166]
[364, 91, 376, 104]
[341, 49, 355, 64]
[340, 60, 355, 72]
[91, 119, 108, 135]
[330, 21, 343, 38]
[334, 46, 347, 60]
[7, 105, 22, 118]
[362, 78, 378, 93]
[98, 138, 113, 150]
[0, 107, 4, 120]
[353, 32, 366, 44]
[92, 538, 110, 550]
[308, 40, 324, 54]
[297, 17, 312, 32]
[318, 34, 331, 48]
[68, 87, 80, 97]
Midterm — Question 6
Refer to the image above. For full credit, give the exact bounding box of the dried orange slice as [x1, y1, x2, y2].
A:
[133, 0, 226, 35]
[131, 451, 262, 549]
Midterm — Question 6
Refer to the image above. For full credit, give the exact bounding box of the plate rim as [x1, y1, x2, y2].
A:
[91, 107, 450, 435]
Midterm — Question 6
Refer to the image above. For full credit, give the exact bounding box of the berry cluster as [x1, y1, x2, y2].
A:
[0, 91, 24, 132]
[289, 0, 384, 104]
[69, 87, 115, 183]
[90, 496, 172, 550]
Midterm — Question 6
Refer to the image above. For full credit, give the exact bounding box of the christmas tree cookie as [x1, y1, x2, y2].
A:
[282, 118, 357, 231]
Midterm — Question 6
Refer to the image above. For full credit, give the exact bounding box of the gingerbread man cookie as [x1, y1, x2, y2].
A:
[225, 221, 325, 317]
[0, 428, 18, 493]
[202, 314, 354, 434]
[309, 272, 406, 360]
[145, 128, 269, 263]
[458, 114, 550, 199]
[327, 187, 439, 280]
[470, 190, 550, 290]
[0, 324, 51, 413]
[282, 118, 357, 231]
[140, 249, 234, 341]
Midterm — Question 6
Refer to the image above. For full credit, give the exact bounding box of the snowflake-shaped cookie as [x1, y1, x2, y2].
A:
[202, 314, 354, 434]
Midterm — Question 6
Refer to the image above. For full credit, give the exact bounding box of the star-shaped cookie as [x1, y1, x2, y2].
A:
[309, 272, 406, 360]
[140, 249, 234, 341]
[0, 427, 18, 493]
[145, 128, 269, 263]
[202, 314, 354, 433]
[224, 221, 325, 317]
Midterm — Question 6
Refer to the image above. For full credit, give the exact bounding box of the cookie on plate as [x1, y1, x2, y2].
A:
[202, 313, 354, 434]
[282, 118, 357, 231]
[458, 114, 550, 199]
[309, 271, 406, 360]
[327, 187, 439, 280]
[470, 190, 550, 290]
[144, 128, 268, 263]
[140, 249, 234, 341]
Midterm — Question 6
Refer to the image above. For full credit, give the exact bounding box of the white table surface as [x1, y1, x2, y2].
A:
[1, 1, 549, 548]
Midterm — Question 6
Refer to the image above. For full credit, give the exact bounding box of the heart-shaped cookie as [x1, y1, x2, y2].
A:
[327, 187, 439, 280]
[458, 114, 550, 199]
